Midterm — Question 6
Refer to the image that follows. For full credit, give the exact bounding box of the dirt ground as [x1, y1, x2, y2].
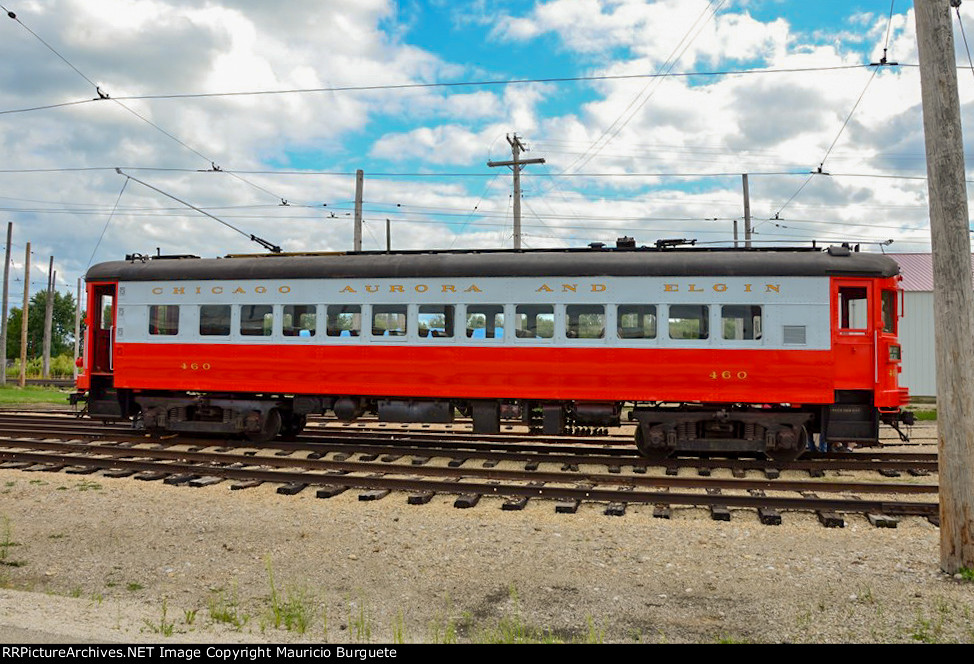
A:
[0, 444, 972, 645]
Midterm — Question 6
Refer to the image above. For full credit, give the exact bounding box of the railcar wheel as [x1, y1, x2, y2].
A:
[245, 408, 282, 443]
[280, 413, 307, 441]
[764, 425, 808, 462]
[635, 425, 672, 465]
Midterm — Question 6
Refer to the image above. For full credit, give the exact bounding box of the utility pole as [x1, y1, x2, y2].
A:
[18, 242, 28, 388]
[487, 134, 545, 250]
[42, 256, 53, 379]
[1, 222, 11, 386]
[742, 174, 752, 248]
[386, 219, 391, 253]
[73, 277, 81, 382]
[915, 0, 974, 572]
[353, 169, 364, 252]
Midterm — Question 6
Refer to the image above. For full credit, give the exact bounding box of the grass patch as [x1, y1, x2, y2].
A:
[0, 386, 70, 406]
[264, 558, 314, 634]
[209, 585, 248, 630]
[958, 567, 974, 582]
[0, 516, 25, 568]
[913, 409, 937, 421]
[144, 598, 175, 637]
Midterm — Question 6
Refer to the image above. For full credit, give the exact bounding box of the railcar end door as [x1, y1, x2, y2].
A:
[832, 279, 874, 390]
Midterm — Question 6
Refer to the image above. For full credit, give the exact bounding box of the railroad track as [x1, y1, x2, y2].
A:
[0, 415, 940, 528]
[0, 411, 939, 475]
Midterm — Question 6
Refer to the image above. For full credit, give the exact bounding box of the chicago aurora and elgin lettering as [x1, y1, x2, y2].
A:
[148, 281, 783, 296]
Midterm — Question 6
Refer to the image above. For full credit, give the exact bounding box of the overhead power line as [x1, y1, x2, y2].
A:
[1, 5, 289, 205]
[0, 64, 894, 117]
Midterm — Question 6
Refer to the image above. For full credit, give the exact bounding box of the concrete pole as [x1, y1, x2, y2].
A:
[18, 242, 29, 388]
[914, 0, 974, 572]
[354, 169, 364, 252]
[1, 222, 11, 386]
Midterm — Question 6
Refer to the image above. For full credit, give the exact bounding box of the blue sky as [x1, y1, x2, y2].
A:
[0, 0, 967, 301]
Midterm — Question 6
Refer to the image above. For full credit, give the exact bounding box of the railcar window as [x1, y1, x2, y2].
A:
[199, 305, 231, 336]
[465, 305, 505, 339]
[668, 305, 709, 340]
[327, 305, 361, 337]
[566, 305, 605, 339]
[839, 287, 869, 330]
[101, 296, 114, 329]
[373, 305, 408, 337]
[418, 305, 454, 338]
[240, 305, 273, 336]
[881, 291, 896, 333]
[514, 305, 554, 339]
[617, 305, 657, 339]
[148, 305, 179, 336]
[283, 305, 316, 337]
[721, 305, 762, 340]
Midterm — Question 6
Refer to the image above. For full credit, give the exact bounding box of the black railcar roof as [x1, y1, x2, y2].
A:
[86, 246, 900, 282]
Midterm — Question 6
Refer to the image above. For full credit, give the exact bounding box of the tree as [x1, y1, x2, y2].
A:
[5, 290, 77, 361]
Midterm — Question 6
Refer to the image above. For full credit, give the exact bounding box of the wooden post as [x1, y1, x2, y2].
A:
[18, 243, 29, 388]
[915, 0, 974, 572]
[0, 222, 10, 386]
[354, 169, 364, 252]
[742, 174, 752, 248]
[42, 256, 53, 379]
[73, 277, 81, 382]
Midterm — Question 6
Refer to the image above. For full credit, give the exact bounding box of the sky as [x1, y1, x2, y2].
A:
[0, 0, 971, 303]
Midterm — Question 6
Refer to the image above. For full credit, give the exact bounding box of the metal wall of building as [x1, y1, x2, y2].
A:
[899, 291, 936, 397]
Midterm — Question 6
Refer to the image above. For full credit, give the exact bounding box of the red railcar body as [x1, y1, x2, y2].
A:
[74, 244, 912, 459]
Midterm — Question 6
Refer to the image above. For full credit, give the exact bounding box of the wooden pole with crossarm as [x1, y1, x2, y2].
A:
[487, 134, 545, 250]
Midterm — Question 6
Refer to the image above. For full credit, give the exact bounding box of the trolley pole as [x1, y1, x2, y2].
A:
[915, 0, 974, 572]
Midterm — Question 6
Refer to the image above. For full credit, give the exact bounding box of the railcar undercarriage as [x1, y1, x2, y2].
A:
[74, 387, 910, 460]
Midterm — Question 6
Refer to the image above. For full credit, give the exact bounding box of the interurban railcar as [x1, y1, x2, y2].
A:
[74, 243, 913, 459]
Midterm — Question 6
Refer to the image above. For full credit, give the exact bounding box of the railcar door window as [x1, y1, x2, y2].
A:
[418, 305, 454, 338]
[721, 305, 762, 340]
[566, 305, 605, 339]
[327, 305, 361, 337]
[148, 305, 179, 336]
[514, 305, 554, 339]
[241, 305, 273, 336]
[668, 305, 709, 340]
[199, 305, 231, 336]
[283, 305, 316, 337]
[465, 305, 505, 339]
[839, 287, 869, 331]
[881, 290, 896, 333]
[617, 305, 657, 339]
[373, 305, 408, 336]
